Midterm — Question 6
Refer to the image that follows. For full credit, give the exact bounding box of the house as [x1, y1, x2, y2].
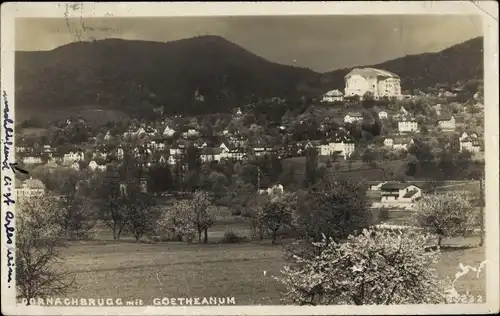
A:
[437, 114, 456, 131]
[104, 131, 112, 141]
[201, 148, 222, 163]
[344, 68, 401, 99]
[170, 145, 186, 156]
[318, 136, 356, 158]
[88, 160, 107, 172]
[434, 104, 442, 116]
[163, 125, 176, 137]
[380, 182, 422, 204]
[321, 89, 344, 103]
[384, 137, 414, 151]
[367, 181, 388, 191]
[220, 146, 246, 161]
[182, 129, 200, 138]
[459, 131, 479, 142]
[397, 118, 418, 133]
[22, 155, 43, 165]
[71, 161, 80, 171]
[63, 151, 85, 163]
[258, 183, 284, 196]
[459, 133, 481, 153]
[115, 147, 124, 159]
[16, 177, 46, 199]
[344, 112, 364, 124]
[377, 110, 388, 120]
[219, 142, 229, 152]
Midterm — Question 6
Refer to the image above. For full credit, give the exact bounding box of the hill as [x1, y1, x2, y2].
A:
[15, 36, 483, 121]
[319, 36, 484, 93]
[15, 35, 322, 121]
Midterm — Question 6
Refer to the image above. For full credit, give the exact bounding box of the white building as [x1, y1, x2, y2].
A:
[182, 129, 200, 138]
[321, 89, 344, 103]
[459, 132, 481, 153]
[88, 160, 107, 172]
[344, 112, 364, 124]
[22, 155, 43, 165]
[380, 182, 422, 204]
[378, 110, 388, 120]
[384, 137, 414, 151]
[318, 138, 355, 158]
[258, 183, 284, 196]
[16, 177, 46, 199]
[104, 131, 113, 141]
[437, 114, 456, 131]
[201, 148, 222, 163]
[344, 68, 401, 99]
[63, 151, 85, 163]
[398, 119, 419, 133]
[163, 126, 176, 137]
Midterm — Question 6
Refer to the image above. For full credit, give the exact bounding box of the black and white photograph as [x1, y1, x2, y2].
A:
[1, 2, 499, 315]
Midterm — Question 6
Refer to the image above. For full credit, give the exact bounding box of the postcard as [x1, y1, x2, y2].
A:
[1, 1, 498, 315]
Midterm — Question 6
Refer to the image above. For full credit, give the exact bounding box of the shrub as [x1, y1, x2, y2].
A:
[275, 228, 448, 305]
[220, 230, 243, 244]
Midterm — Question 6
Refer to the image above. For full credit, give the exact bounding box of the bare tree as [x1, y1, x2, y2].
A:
[16, 194, 75, 303]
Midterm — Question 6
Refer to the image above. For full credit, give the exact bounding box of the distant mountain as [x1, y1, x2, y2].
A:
[15, 36, 483, 121]
[15, 35, 321, 120]
[319, 36, 484, 93]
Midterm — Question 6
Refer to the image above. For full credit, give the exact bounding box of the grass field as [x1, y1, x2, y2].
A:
[59, 213, 486, 305]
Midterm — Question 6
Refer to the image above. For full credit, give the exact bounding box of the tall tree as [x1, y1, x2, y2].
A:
[296, 179, 372, 245]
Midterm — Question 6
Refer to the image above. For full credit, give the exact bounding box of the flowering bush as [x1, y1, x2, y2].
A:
[156, 200, 196, 239]
[16, 194, 75, 301]
[275, 228, 447, 305]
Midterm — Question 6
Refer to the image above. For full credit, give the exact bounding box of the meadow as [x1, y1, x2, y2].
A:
[59, 209, 486, 305]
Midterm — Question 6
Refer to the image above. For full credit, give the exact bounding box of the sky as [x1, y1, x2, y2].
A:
[16, 15, 483, 73]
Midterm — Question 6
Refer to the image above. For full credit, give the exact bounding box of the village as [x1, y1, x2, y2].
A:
[16, 67, 485, 212]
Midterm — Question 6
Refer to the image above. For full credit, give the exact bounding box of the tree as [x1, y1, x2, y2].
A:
[261, 191, 297, 244]
[275, 228, 447, 305]
[191, 190, 217, 244]
[156, 199, 196, 241]
[295, 179, 372, 244]
[122, 181, 157, 242]
[57, 173, 97, 239]
[16, 194, 75, 302]
[95, 176, 127, 240]
[414, 192, 476, 246]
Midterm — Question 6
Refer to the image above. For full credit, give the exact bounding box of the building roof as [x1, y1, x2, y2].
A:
[346, 112, 363, 118]
[403, 190, 419, 198]
[202, 147, 223, 155]
[380, 182, 420, 190]
[16, 177, 46, 190]
[393, 138, 413, 145]
[437, 114, 455, 121]
[345, 67, 399, 79]
[324, 89, 343, 97]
